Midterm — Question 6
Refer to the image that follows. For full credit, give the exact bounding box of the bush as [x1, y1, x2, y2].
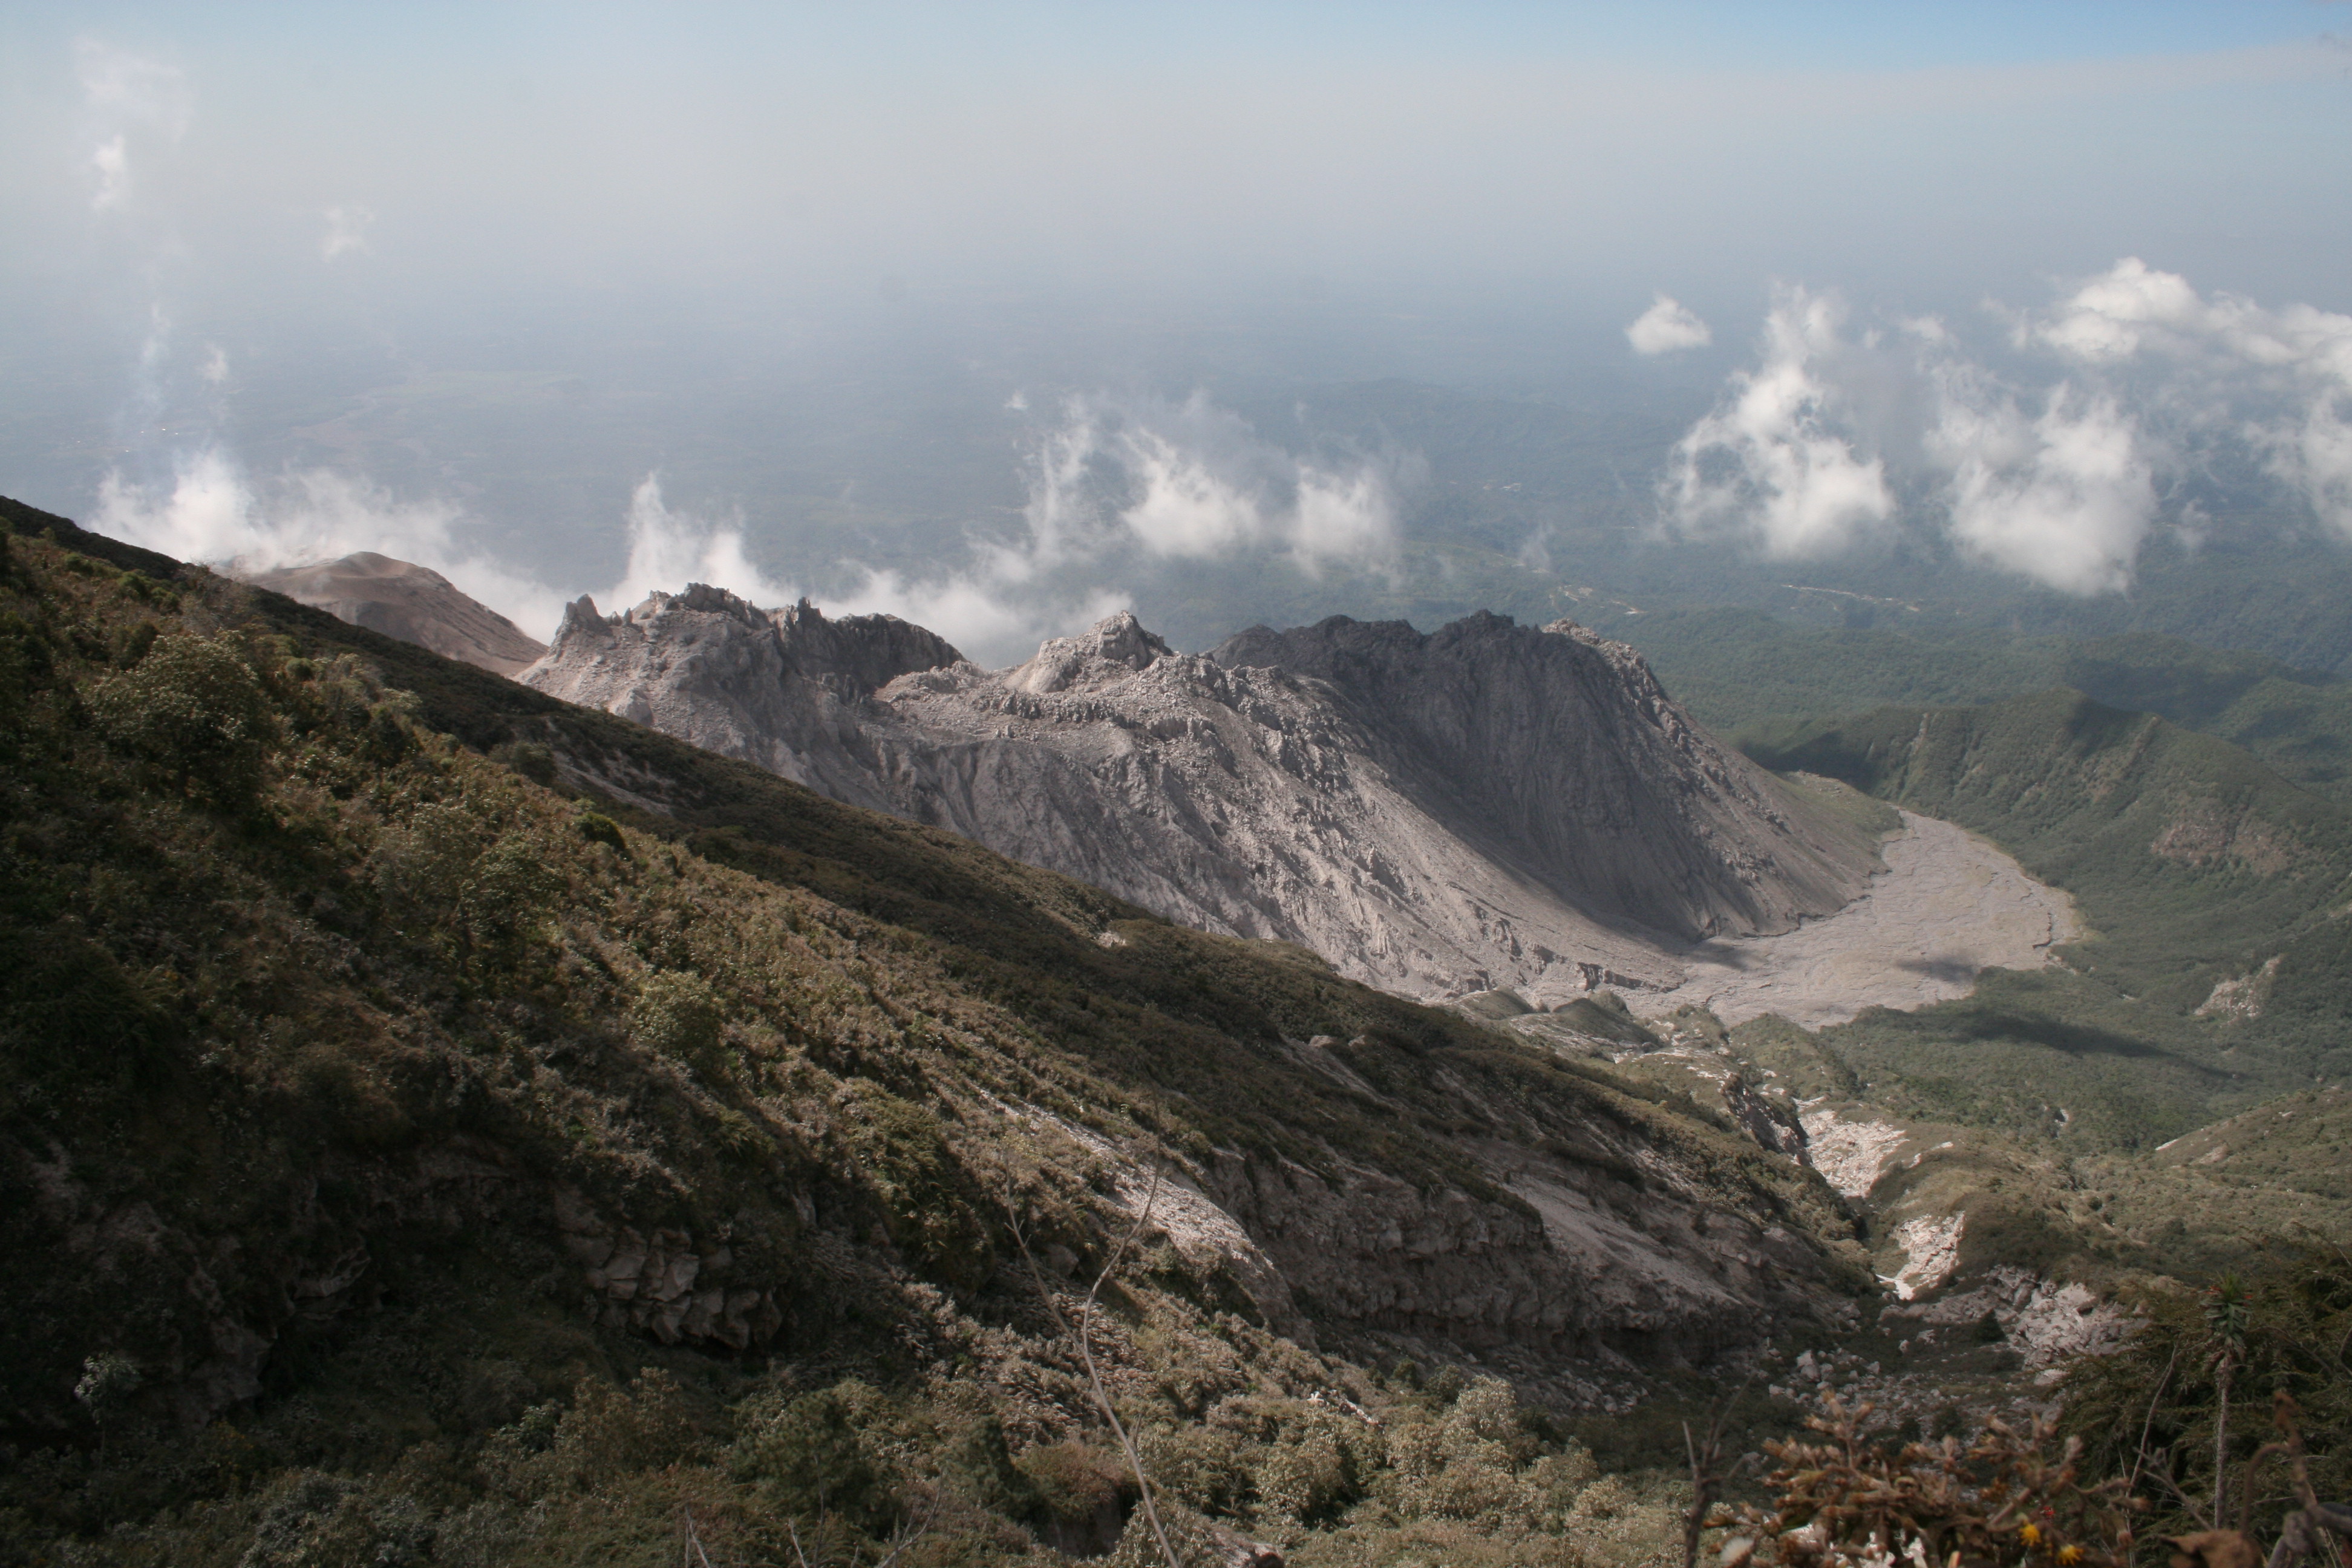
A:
[549, 1370, 696, 1487]
[494, 740, 558, 787]
[1720, 1396, 2137, 1568]
[631, 969, 724, 1065]
[737, 1382, 889, 1527]
[87, 632, 274, 805]
[456, 834, 562, 964]
[371, 803, 487, 911]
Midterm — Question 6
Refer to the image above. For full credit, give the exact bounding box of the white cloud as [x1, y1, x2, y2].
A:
[1930, 378, 2154, 594]
[2027, 257, 2352, 537]
[322, 204, 375, 261]
[785, 391, 1405, 658]
[2284, 403, 2352, 536]
[1291, 466, 1396, 571]
[1117, 421, 1269, 559]
[90, 135, 129, 211]
[94, 452, 575, 638]
[1662, 288, 1894, 557]
[86, 447, 1127, 662]
[199, 344, 229, 385]
[601, 475, 798, 615]
[1664, 268, 2187, 593]
[1031, 391, 1403, 572]
[85, 386, 1413, 669]
[1626, 293, 1712, 355]
[817, 568, 1131, 663]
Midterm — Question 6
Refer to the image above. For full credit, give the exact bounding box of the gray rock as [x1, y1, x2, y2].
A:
[524, 594, 1880, 1002]
[235, 553, 549, 677]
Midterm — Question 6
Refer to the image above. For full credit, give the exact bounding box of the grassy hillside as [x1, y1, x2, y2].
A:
[0, 500, 1864, 1567]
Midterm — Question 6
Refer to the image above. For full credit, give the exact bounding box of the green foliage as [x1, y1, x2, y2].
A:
[371, 800, 487, 909]
[737, 1382, 890, 1526]
[454, 833, 561, 964]
[72, 1353, 142, 1429]
[629, 969, 724, 1065]
[2062, 1250, 2352, 1543]
[831, 1077, 993, 1284]
[547, 1370, 697, 1486]
[87, 631, 275, 806]
[1621, 608, 2352, 800]
[577, 810, 626, 850]
[1721, 1396, 2140, 1568]
[494, 740, 560, 788]
[1738, 690, 2352, 1141]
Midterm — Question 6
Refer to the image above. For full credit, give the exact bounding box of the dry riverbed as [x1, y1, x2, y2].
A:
[1635, 811, 2079, 1029]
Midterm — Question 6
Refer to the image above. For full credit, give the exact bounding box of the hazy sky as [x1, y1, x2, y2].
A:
[5, 2, 2351, 658]
[10, 3, 2348, 309]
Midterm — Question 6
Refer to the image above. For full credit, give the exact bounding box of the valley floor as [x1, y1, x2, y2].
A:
[1636, 811, 2079, 1029]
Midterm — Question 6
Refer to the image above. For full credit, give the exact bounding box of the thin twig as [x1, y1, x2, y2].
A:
[2148, 1462, 2214, 1526]
[872, 1492, 941, 1568]
[1012, 1166, 1183, 1568]
[2123, 1346, 2180, 1568]
[1682, 1377, 1754, 1568]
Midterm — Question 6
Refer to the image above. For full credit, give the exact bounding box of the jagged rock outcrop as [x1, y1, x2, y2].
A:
[524, 592, 1878, 1001]
[234, 553, 548, 676]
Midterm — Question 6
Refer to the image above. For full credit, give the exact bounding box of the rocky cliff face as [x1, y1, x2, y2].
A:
[234, 553, 549, 676]
[524, 591, 1878, 1002]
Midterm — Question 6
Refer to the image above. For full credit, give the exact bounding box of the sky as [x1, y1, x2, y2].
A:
[4, 2, 2351, 659]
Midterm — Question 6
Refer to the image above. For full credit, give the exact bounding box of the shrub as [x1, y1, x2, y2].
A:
[87, 632, 275, 805]
[456, 834, 562, 964]
[1718, 1396, 2138, 1568]
[632, 969, 725, 1065]
[371, 803, 487, 911]
[494, 740, 559, 787]
[549, 1370, 696, 1487]
[737, 1382, 890, 1527]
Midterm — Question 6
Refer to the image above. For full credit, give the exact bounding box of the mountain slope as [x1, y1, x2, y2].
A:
[0, 500, 1866, 1563]
[234, 550, 549, 676]
[522, 586, 1879, 1002]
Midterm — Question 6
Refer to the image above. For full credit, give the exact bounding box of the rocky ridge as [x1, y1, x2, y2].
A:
[523, 589, 1880, 1002]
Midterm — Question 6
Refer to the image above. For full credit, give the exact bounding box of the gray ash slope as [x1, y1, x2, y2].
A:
[524, 586, 1879, 1001]
[235, 552, 549, 677]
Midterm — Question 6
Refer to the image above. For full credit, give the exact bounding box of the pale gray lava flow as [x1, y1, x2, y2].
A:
[522, 589, 1881, 1002]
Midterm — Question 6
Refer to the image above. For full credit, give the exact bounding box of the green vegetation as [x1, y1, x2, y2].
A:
[1740, 690, 2352, 1131]
[2063, 1249, 2352, 1544]
[0, 503, 1854, 1566]
[1611, 607, 2352, 800]
[13, 490, 2351, 1563]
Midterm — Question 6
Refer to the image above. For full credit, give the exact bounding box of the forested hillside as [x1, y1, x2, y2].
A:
[1617, 609, 2352, 800]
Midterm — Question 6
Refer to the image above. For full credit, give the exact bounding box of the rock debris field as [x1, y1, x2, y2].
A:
[1636, 811, 2080, 1030]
